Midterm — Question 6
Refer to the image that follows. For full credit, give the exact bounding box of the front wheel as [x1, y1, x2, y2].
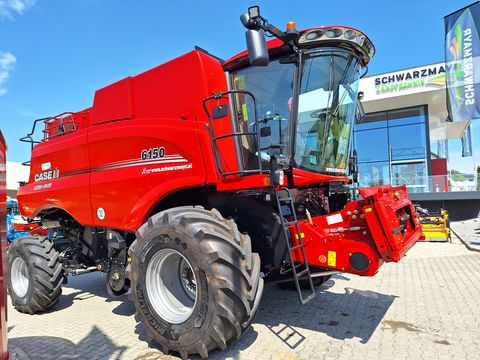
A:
[8, 236, 64, 314]
[128, 206, 264, 359]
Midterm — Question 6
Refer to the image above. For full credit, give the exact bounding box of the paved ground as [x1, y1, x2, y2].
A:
[8, 236, 480, 360]
[451, 218, 480, 251]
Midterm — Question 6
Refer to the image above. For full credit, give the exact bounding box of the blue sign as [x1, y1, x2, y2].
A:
[445, 2, 480, 121]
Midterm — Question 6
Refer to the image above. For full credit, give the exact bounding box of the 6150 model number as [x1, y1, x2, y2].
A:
[141, 147, 165, 160]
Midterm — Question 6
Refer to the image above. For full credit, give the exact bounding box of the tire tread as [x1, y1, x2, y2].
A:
[8, 236, 63, 314]
[129, 206, 264, 359]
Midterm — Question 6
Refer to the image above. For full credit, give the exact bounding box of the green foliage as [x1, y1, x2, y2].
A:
[450, 170, 465, 182]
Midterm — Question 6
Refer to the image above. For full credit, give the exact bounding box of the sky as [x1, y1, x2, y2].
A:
[0, 0, 478, 172]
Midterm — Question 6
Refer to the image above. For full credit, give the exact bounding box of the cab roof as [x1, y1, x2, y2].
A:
[224, 26, 375, 71]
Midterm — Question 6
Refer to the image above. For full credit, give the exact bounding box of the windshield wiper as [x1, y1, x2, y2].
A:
[331, 57, 360, 117]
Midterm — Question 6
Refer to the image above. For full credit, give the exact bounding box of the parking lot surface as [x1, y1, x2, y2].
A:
[451, 219, 480, 251]
[8, 237, 480, 360]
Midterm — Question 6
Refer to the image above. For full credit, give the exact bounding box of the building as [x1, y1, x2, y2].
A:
[6, 161, 29, 198]
[357, 62, 479, 219]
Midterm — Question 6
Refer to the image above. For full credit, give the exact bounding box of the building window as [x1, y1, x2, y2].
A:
[353, 106, 429, 192]
[389, 123, 426, 161]
[354, 127, 389, 162]
[358, 161, 390, 187]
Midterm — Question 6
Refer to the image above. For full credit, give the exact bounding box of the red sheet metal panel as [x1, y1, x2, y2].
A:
[289, 185, 422, 277]
[91, 77, 134, 125]
[358, 185, 422, 262]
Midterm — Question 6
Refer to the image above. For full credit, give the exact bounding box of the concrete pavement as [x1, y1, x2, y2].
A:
[450, 218, 480, 251]
[8, 236, 480, 360]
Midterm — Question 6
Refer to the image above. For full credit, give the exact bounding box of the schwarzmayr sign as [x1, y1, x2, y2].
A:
[374, 64, 446, 94]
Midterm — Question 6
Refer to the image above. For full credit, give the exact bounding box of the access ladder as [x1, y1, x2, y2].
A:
[275, 187, 315, 304]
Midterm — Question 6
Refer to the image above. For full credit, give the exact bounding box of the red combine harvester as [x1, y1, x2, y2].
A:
[10, 7, 421, 359]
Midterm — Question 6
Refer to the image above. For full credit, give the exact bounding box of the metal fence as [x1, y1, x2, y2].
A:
[359, 173, 478, 193]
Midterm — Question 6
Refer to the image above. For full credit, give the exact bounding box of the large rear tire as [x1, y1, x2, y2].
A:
[128, 206, 264, 359]
[8, 236, 63, 314]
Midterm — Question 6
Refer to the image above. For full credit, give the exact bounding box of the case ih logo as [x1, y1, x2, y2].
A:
[34, 168, 60, 182]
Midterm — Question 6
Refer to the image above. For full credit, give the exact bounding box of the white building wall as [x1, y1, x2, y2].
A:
[6, 161, 29, 197]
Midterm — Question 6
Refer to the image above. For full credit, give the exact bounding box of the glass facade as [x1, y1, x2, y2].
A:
[353, 106, 429, 192]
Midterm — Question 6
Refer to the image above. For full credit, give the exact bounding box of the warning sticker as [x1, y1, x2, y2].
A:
[326, 213, 343, 225]
[241, 103, 249, 121]
[328, 251, 336, 267]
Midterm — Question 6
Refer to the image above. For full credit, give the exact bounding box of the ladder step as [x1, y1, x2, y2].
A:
[290, 244, 303, 251]
[296, 269, 310, 278]
[275, 188, 316, 305]
[300, 292, 316, 304]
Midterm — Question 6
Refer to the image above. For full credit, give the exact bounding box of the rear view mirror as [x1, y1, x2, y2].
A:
[245, 29, 269, 66]
[212, 105, 228, 119]
[240, 7, 269, 66]
[260, 126, 271, 137]
[349, 149, 359, 183]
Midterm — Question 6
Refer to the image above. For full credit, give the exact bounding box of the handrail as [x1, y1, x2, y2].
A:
[19, 111, 85, 166]
[42, 112, 79, 140]
[19, 117, 50, 151]
[202, 90, 268, 177]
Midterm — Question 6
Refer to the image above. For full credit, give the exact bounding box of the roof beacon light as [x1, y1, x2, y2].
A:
[286, 21, 296, 30]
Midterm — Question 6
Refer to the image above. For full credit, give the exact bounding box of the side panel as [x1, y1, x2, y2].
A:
[195, 52, 228, 184]
[197, 54, 239, 176]
[17, 129, 93, 225]
[133, 52, 204, 121]
[88, 118, 207, 231]
[91, 77, 133, 124]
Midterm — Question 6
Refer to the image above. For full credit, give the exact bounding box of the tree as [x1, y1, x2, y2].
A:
[450, 170, 465, 182]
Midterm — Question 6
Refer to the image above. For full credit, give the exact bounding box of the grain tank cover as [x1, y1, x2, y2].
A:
[91, 77, 134, 125]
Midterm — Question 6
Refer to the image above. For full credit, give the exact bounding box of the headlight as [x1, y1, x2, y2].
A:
[273, 169, 285, 186]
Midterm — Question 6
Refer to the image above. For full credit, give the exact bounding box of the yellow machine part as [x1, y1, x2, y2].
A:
[419, 209, 450, 242]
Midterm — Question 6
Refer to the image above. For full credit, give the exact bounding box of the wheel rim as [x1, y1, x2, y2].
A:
[145, 248, 197, 324]
[11, 257, 30, 298]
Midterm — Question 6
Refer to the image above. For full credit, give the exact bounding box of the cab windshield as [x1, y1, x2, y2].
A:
[295, 49, 360, 175]
[231, 48, 361, 175]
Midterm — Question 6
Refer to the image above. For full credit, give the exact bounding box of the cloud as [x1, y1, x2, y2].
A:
[0, 2, 33, 93]
[0, 0, 36, 20]
[0, 52, 16, 95]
